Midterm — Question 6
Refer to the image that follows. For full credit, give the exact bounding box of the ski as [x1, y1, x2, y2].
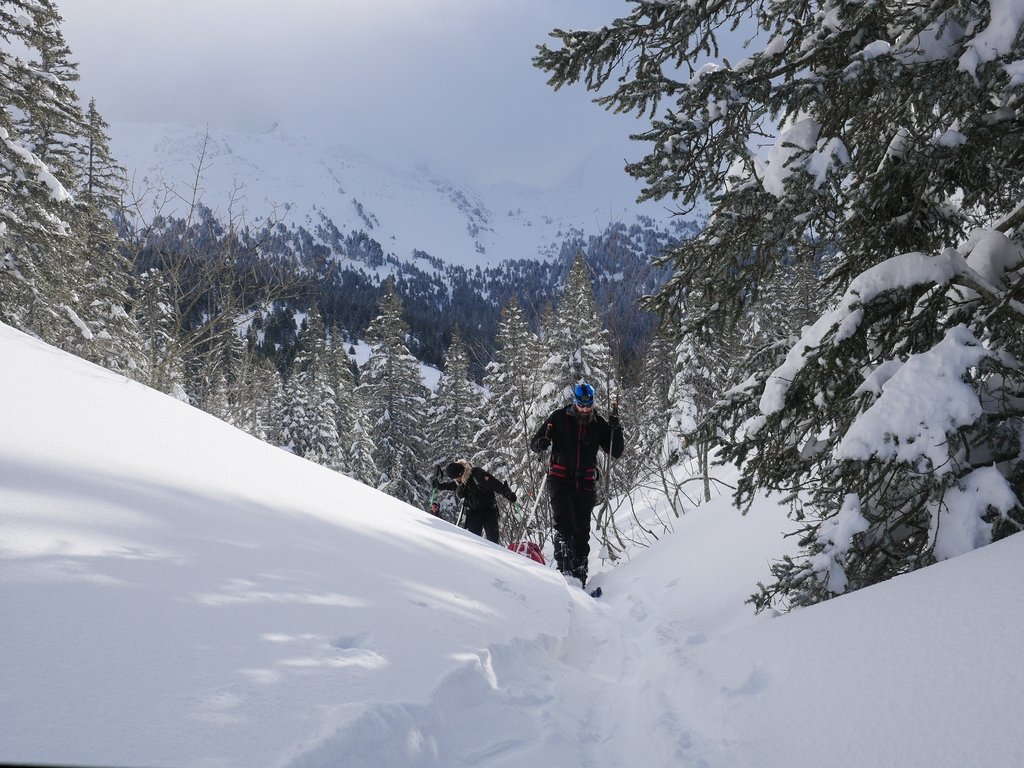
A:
[564, 572, 602, 598]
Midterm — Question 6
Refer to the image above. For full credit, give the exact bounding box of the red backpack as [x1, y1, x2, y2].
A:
[508, 541, 545, 564]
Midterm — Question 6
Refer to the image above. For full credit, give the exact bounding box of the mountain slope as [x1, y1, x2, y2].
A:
[111, 120, 675, 270]
[112, 120, 694, 370]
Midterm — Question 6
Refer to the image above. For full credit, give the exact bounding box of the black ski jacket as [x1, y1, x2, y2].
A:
[530, 406, 624, 490]
[437, 467, 515, 512]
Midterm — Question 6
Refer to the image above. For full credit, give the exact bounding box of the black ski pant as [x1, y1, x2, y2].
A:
[547, 479, 595, 584]
[464, 506, 499, 544]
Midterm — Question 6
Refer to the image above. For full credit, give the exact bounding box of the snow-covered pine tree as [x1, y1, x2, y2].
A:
[215, 329, 249, 429]
[0, 0, 74, 336]
[672, 324, 736, 505]
[16, 1, 81, 182]
[280, 308, 341, 467]
[279, 365, 310, 457]
[324, 329, 377, 482]
[620, 323, 679, 507]
[244, 351, 284, 444]
[345, 413, 379, 486]
[357, 281, 430, 504]
[14, 0, 98, 349]
[134, 268, 186, 399]
[480, 297, 548, 544]
[537, 0, 1024, 607]
[203, 367, 232, 425]
[211, 327, 275, 434]
[427, 327, 486, 467]
[69, 97, 144, 379]
[337, 358, 378, 489]
[539, 253, 619, 409]
[534, 303, 570, 416]
[652, 268, 755, 507]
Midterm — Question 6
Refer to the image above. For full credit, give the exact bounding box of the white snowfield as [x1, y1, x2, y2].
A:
[2, 320, 1023, 768]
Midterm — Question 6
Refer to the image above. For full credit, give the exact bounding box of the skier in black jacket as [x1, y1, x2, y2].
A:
[529, 381, 624, 586]
[433, 459, 516, 544]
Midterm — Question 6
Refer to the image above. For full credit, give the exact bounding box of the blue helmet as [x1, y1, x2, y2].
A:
[572, 381, 595, 408]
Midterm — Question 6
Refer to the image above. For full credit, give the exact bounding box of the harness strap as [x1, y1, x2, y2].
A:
[548, 463, 597, 481]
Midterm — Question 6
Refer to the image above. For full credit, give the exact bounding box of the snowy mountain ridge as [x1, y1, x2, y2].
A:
[110, 120, 674, 271]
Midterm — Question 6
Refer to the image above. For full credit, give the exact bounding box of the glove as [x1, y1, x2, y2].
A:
[609, 400, 621, 429]
[534, 435, 551, 450]
[430, 477, 439, 489]
[430, 502, 440, 516]
[507, 491, 517, 503]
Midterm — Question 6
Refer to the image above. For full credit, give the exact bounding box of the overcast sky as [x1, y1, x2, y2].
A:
[60, 0, 646, 188]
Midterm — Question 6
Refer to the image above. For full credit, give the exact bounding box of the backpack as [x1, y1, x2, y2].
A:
[508, 541, 545, 565]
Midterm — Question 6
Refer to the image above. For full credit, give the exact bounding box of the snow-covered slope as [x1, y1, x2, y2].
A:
[111, 120, 669, 269]
[3, 322, 1023, 768]
[0, 321, 576, 767]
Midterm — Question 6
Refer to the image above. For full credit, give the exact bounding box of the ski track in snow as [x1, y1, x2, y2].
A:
[277, 582, 711, 768]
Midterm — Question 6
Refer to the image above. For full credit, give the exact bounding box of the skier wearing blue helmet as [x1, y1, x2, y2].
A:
[529, 380, 624, 587]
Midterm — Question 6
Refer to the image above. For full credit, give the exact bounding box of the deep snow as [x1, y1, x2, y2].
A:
[2, 321, 1023, 768]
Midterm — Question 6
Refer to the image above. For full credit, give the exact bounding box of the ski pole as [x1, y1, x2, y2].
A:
[426, 464, 442, 517]
[599, 396, 624, 562]
[527, 423, 553, 522]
